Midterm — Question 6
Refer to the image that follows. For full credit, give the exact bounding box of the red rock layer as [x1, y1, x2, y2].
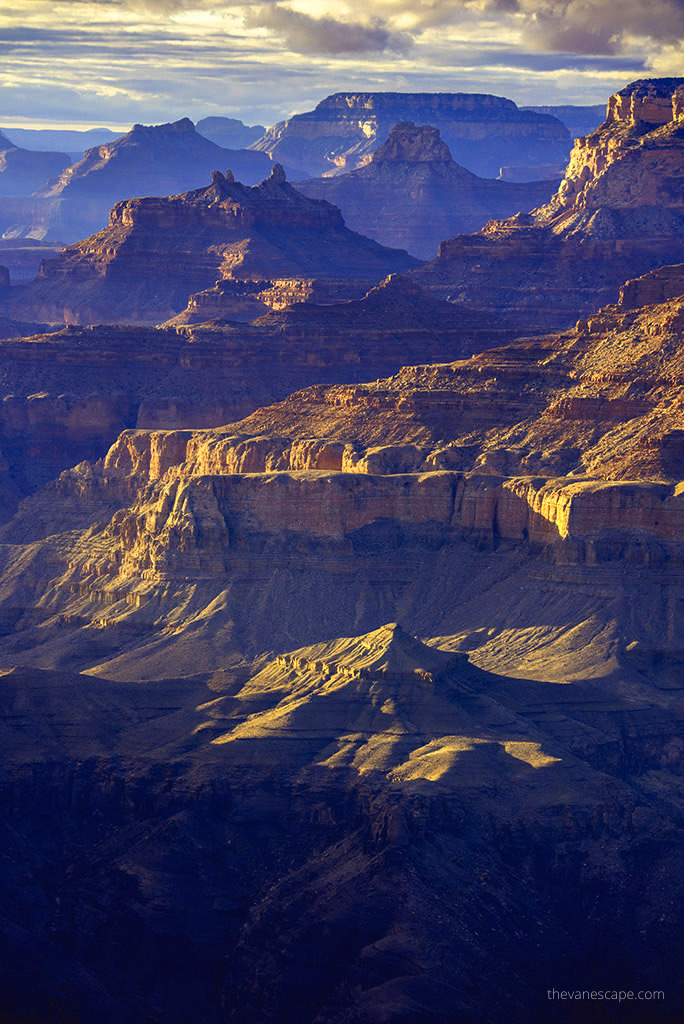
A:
[0, 275, 509, 506]
[3, 166, 418, 325]
[411, 78, 684, 331]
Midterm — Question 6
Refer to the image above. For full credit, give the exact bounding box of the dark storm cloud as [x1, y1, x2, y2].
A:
[246, 5, 411, 55]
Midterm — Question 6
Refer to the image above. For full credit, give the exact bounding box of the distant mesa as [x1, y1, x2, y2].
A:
[521, 104, 606, 141]
[195, 115, 266, 150]
[0, 119, 282, 243]
[0, 129, 70, 198]
[297, 122, 558, 259]
[411, 77, 684, 332]
[2, 126, 122, 163]
[0, 238, 65, 283]
[250, 90, 572, 179]
[2, 167, 418, 326]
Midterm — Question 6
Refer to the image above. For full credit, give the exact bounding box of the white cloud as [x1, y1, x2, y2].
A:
[0, 0, 679, 128]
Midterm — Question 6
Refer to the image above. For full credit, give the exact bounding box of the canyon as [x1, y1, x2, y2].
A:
[2, 119, 280, 243]
[0, 263, 681, 672]
[412, 78, 684, 331]
[296, 123, 557, 258]
[0, 274, 509, 508]
[2, 166, 417, 326]
[0, 268, 682, 1022]
[250, 91, 572, 179]
[0, 75, 683, 1024]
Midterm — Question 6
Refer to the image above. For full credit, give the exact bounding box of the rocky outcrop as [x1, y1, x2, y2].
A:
[94, 458, 684, 574]
[412, 77, 684, 331]
[14, 119, 276, 242]
[0, 276, 506, 508]
[170, 273, 511, 354]
[226, 268, 684, 483]
[167, 276, 378, 323]
[296, 123, 557, 258]
[618, 262, 684, 309]
[0, 130, 70, 197]
[250, 91, 572, 179]
[3, 168, 418, 325]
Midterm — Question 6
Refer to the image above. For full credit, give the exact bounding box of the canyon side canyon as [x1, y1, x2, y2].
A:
[0, 76, 682, 1024]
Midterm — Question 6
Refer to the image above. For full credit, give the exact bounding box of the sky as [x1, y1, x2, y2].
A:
[0, 0, 682, 130]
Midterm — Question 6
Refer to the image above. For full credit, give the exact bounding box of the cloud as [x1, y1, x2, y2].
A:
[517, 0, 684, 54]
[1, 0, 681, 131]
[246, 5, 411, 55]
[334, 0, 684, 55]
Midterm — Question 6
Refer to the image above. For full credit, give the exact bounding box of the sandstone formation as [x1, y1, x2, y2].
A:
[0, 260, 682, 1023]
[411, 78, 684, 332]
[223, 264, 684, 483]
[0, 275, 507, 508]
[195, 115, 266, 150]
[3, 167, 418, 325]
[12, 119, 278, 242]
[0, 130, 70, 197]
[1, 81, 683, 1024]
[0, 265, 681, 676]
[297, 122, 557, 258]
[250, 91, 571, 179]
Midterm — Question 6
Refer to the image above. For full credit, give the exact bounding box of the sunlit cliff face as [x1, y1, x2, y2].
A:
[1, 0, 677, 128]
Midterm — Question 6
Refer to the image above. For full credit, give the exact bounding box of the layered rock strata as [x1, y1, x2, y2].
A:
[251, 91, 571, 178]
[0, 268, 681, 678]
[0, 275, 506, 504]
[4, 167, 418, 325]
[17, 119, 278, 242]
[411, 78, 684, 331]
[297, 123, 557, 258]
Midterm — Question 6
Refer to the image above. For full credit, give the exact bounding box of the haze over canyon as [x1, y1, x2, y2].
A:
[0, 68, 683, 1024]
